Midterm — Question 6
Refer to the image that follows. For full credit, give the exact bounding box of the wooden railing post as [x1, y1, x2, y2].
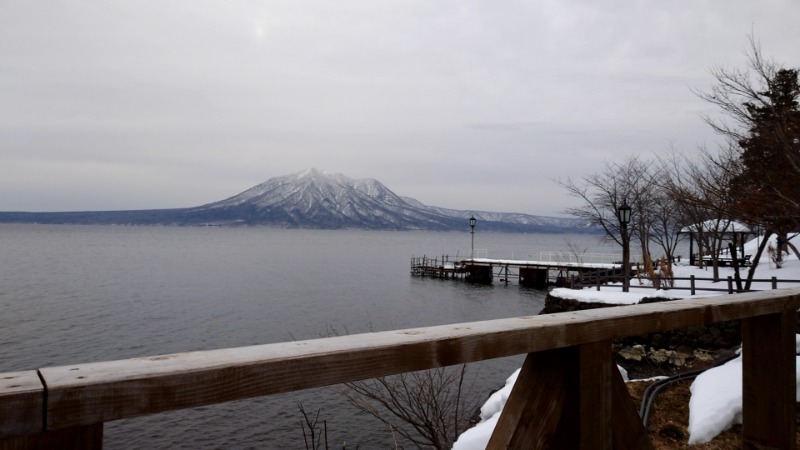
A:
[741, 309, 797, 449]
[486, 346, 579, 449]
[486, 341, 649, 449]
[577, 341, 612, 450]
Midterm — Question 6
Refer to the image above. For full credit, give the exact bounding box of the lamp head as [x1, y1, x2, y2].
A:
[617, 200, 631, 225]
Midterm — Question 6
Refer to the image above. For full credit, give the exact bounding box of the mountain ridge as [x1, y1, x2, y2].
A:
[0, 169, 596, 233]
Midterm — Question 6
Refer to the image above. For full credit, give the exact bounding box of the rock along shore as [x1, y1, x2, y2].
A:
[540, 291, 742, 378]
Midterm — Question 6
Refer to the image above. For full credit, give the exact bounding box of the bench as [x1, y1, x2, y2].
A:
[700, 254, 752, 267]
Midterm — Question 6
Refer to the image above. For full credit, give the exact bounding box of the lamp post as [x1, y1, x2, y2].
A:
[617, 200, 632, 292]
[469, 216, 476, 259]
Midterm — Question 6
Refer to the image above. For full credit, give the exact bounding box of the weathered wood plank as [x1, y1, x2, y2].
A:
[32, 289, 800, 430]
[0, 371, 43, 439]
[579, 341, 612, 450]
[487, 341, 615, 449]
[486, 348, 574, 449]
[610, 364, 652, 450]
[742, 310, 797, 449]
[0, 424, 102, 450]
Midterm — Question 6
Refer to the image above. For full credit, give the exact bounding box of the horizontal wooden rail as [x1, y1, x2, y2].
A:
[578, 273, 800, 294]
[3, 289, 800, 449]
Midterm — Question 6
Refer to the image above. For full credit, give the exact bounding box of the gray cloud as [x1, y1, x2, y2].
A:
[1, 1, 799, 216]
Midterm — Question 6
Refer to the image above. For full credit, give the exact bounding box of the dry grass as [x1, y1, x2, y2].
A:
[627, 379, 800, 449]
[626, 379, 739, 449]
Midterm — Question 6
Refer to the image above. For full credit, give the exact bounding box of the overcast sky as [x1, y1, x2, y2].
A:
[2, 1, 799, 217]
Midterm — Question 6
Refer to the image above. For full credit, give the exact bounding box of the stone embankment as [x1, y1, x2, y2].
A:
[540, 292, 742, 378]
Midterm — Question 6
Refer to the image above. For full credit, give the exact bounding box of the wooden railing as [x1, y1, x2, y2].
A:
[575, 271, 800, 294]
[3, 289, 800, 449]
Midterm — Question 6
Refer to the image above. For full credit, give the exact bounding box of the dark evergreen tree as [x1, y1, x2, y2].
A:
[732, 68, 800, 235]
[693, 36, 800, 282]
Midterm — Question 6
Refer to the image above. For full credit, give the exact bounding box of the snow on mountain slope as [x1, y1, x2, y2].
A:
[400, 197, 592, 230]
[184, 168, 595, 230]
[0, 169, 596, 232]
[190, 169, 463, 229]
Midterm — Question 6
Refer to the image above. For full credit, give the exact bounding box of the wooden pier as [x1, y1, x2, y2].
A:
[410, 255, 469, 279]
[411, 255, 630, 288]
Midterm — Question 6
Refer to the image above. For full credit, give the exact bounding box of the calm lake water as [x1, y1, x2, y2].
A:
[0, 224, 617, 448]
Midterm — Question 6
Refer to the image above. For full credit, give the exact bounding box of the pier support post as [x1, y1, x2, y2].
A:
[465, 265, 492, 284]
[519, 268, 548, 289]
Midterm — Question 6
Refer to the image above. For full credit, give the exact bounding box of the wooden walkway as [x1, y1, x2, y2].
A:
[411, 256, 628, 287]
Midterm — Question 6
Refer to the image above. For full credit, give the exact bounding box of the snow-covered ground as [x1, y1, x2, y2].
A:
[453, 235, 800, 448]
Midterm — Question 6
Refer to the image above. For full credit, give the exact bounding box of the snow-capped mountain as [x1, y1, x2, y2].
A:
[186, 168, 462, 230]
[0, 169, 595, 232]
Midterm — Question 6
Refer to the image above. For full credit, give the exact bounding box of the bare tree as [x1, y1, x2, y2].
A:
[298, 403, 327, 450]
[646, 185, 684, 263]
[564, 238, 591, 264]
[693, 36, 799, 170]
[659, 146, 757, 285]
[635, 144, 685, 263]
[691, 35, 800, 287]
[342, 364, 479, 450]
[693, 36, 800, 226]
[558, 156, 654, 263]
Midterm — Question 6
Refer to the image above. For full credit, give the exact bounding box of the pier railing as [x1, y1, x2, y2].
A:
[535, 251, 620, 264]
[2, 289, 800, 449]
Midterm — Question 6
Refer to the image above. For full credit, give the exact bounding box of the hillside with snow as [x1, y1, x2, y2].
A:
[0, 169, 595, 232]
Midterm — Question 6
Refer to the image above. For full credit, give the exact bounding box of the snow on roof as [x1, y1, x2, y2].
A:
[680, 219, 751, 233]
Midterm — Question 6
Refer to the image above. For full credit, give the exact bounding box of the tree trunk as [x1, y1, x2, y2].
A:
[745, 231, 773, 291]
[786, 239, 800, 261]
[729, 243, 743, 292]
